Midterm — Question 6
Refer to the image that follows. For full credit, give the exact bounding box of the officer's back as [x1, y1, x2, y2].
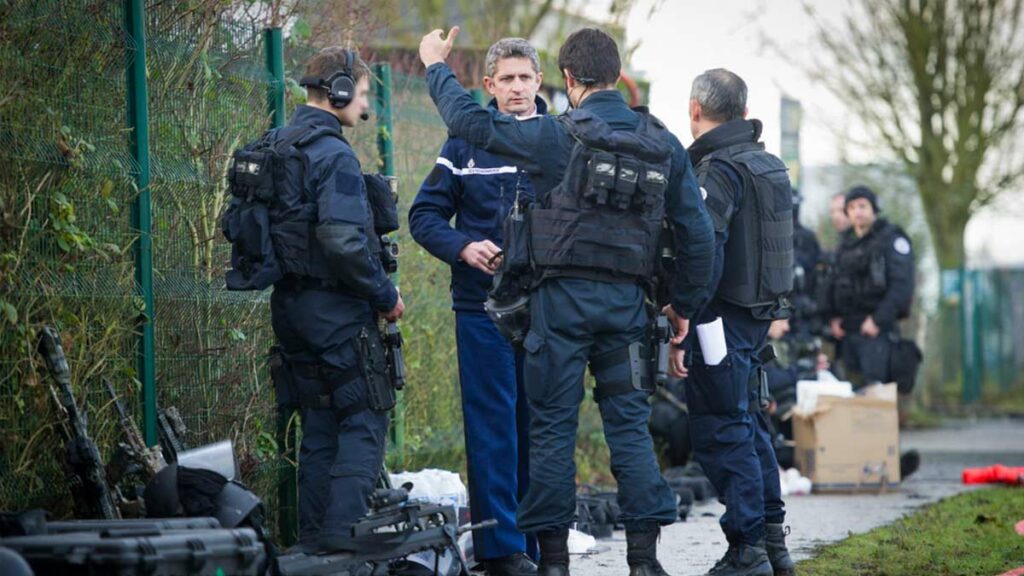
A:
[419, 26, 715, 576]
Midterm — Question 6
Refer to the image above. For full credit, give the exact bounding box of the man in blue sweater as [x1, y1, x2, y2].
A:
[409, 38, 543, 576]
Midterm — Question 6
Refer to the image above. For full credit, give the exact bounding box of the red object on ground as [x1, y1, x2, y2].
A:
[1016, 519, 1024, 537]
[999, 569, 1024, 576]
[961, 464, 1024, 485]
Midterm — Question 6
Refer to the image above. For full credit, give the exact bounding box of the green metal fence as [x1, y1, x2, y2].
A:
[0, 0, 464, 544]
[0, 2, 621, 546]
[945, 268, 1024, 406]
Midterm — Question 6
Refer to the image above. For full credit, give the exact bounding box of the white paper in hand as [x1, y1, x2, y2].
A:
[696, 317, 727, 366]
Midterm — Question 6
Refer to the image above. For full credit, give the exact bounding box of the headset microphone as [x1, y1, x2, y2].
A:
[360, 112, 370, 121]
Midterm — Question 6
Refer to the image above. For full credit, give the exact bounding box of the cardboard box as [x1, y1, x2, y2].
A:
[792, 384, 900, 492]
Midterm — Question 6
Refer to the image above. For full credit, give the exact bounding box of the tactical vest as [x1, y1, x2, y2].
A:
[528, 108, 672, 281]
[222, 124, 381, 291]
[696, 142, 794, 310]
[831, 221, 901, 316]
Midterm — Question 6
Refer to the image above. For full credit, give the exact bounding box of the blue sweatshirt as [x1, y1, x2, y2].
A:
[409, 98, 544, 312]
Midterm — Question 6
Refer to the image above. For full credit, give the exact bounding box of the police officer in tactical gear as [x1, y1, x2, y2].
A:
[685, 69, 795, 576]
[420, 26, 716, 576]
[265, 48, 404, 551]
[410, 37, 543, 576]
[825, 186, 915, 388]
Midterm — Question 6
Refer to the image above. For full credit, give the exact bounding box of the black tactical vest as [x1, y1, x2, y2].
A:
[831, 220, 901, 316]
[528, 108, 672, 281]
[696, 142, 794, 311]
[222, 124, 379, 290]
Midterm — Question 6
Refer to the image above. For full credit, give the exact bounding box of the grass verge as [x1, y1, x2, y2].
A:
[797, 487, 1024, 576]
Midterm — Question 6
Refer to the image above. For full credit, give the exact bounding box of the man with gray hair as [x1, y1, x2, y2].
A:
[409, 37, 543, 576]
[685, 68, 796, 576]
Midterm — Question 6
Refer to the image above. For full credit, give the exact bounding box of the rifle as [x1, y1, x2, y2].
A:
[103, 379, 167, 517]
[37, 326, 119, 520]
[275, 486, 496, 576]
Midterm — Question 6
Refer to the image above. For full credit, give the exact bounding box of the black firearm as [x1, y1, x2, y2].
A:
[650, 313, 674, 387]
[37, 326, 119, 520]
[384, 321, 406, 391]
[275, 486, 496, 576]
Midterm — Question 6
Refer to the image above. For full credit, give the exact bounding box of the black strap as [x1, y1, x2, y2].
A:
[589, 343, 652, 401]
[292, 362, 362, 384]
[276, 275, 348, 293]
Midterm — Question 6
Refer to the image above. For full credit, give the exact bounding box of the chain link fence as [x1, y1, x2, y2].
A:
[1, 2, 618, 543]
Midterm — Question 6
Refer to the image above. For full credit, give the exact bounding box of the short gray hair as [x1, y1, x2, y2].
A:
[485, 38, 540, 77]
[690, 68, 747, 123]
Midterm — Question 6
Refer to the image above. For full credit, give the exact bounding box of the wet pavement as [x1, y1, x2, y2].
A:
[573, 417, 1024, 575]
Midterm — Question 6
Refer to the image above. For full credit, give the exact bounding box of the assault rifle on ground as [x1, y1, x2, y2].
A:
[275, 486, 496, 575]
[37, 326, 120, 520]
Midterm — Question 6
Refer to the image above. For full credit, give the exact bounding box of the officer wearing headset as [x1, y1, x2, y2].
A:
[268, 48, 404, 551]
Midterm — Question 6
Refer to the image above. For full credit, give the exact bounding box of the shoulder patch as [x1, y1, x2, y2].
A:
[893, 236, 911, 255]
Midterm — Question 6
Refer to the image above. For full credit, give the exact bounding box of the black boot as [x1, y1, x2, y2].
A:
[482, 552, 539, 576]
[536, 527, 570, 576]
[626, 523, 670, 576]
[706, 544, 772, 576]
[764, 524, 795, 576]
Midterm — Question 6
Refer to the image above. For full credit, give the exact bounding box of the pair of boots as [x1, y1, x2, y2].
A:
[534, 522, 794, 576]
[706, 523, 795, 576]
[535, 523, 669, 576]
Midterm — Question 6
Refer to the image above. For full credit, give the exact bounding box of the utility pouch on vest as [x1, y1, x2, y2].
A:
[223, 144, 283, 291]
[268, 346, 297, 410]
[611, 157, 640, 211]
[358, 326, 395, 411]
[636, 163, 668, 211]
[585, 152, 617, 206]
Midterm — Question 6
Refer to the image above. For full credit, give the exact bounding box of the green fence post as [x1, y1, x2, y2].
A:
[265, 28, 286, 129]
[971, 270, 984, 400]
[263, 26, 297, 547]
[125, 0, 157, 445]
[961, 267, 980, 404]
[372, 63, 404, 463]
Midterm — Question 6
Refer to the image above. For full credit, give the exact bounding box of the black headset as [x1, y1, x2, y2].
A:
[300, 49, 356, 109]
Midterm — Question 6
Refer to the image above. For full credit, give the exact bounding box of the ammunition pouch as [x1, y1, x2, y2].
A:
[589, 341, 654, 402]
[358, 325, 396, 412]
